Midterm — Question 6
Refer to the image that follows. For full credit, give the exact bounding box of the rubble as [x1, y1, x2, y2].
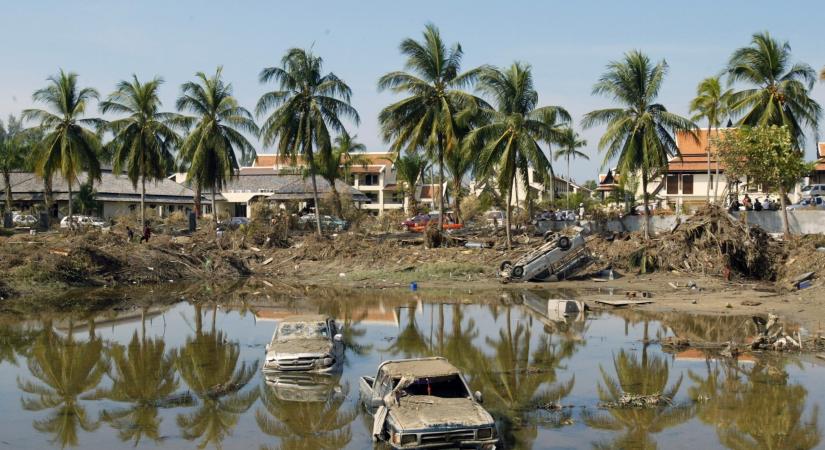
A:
[599, 392, 672, 409]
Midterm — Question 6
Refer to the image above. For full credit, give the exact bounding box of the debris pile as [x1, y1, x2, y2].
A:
[750, 314, 802, 351]
[600, 393, 671, 409]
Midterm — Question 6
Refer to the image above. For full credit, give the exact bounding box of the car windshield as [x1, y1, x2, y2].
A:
[393, 374, 469, 398]
[275, 321, 329, 341]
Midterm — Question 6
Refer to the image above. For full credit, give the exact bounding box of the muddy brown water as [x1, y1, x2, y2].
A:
[0, 286, 822, 449]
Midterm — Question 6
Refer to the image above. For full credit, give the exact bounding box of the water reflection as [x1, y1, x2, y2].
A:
[174, 305, 259, 449]
[17, 321, 106, 448]
[0, 287, 822, 449]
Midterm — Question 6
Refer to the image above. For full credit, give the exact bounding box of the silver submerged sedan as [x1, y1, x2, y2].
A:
[263, 315, 344, 373]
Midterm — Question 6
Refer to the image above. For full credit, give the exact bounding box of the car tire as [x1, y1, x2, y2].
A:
[512, 265, 524, 278]
[558, 236, 571, 251]
[499, 260, 512, 271]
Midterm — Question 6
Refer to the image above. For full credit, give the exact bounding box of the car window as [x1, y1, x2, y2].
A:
[393, 374, 469, 398]
[275, 321, 329, 341]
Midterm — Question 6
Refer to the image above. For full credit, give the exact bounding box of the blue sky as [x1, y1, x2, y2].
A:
[2, 0, 823, 182]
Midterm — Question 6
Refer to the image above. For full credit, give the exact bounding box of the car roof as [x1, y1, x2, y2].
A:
[379, 357, 461, 378]
[278, 314, 330, 323]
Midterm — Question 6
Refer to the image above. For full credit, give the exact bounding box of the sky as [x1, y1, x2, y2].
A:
[1, 0, 824, 183]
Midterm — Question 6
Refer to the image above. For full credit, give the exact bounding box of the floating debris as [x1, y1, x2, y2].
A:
[600, 392, 672, 409]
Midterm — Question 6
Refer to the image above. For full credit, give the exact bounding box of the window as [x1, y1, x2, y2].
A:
[391, 192, 404, 204]
[666, 174, 679, 195]
[365, 192, 379, 203]
[681, 175, 693, 195]
[363, 174, 379, 186]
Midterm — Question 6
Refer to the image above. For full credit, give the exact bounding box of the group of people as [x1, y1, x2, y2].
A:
[728, 194, 779, 212]
[125, 223, 152, 243]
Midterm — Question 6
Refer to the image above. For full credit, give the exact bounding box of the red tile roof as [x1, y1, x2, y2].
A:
[817, 143, 825, 171]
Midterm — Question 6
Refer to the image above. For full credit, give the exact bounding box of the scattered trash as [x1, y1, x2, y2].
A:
[751, 314, 802, 351]
[261, 257, 274, 266]
[725, 303, 733, 308]
[741, 300, 762, 306]
[600, 392, 671, 409]
[594, 299, 654, 308]
[338, 272, 346, 278]
[261, 280, 273, 287]
[817, 247, 825, 253]
[797, 280, 813, 290]
[625, 291, 651, 299]
[409, 282, 418, 291]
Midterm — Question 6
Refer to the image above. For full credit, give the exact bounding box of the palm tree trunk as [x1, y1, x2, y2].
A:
[307, 147, 323, 236]
[3, 170, 11, 211]
[211, 181, 218, 229]
[505, 185, 513, 250]
[779, 184, 790, 238]
[194, 183, 202, 218]
[330, 182, 342, 218]
[437, 134, 445, 234]
[713, 126, 720, 202]
[642, 167, 650, 240]
[67, 179, 73, 224]
[140, 176, 146, 226]
[44, 174, 53, 216]
[706, 123, 712, 203]
[453, 178, 462, 224]
[566, 154, 571, 210]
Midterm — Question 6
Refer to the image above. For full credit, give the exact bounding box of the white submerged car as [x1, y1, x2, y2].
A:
[263, 314, 344, 373]
[360, 357, 498, 449]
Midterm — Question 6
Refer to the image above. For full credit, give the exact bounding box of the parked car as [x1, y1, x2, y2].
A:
[484, 210, 504, 229]
[787, 196, 825, 210]
[218, 216, 250, 231]
[59, 215, 106, 229]
[800, 184, 825, 198]
[360, 357, 498, 449]
[13, 213, 38, 227]
[263, 315, 344, 373]
[299, 214, 348, 231]
[401, 214, 433, 230]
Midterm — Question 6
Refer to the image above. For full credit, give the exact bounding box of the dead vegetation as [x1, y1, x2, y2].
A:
[599, 393, 672, 409]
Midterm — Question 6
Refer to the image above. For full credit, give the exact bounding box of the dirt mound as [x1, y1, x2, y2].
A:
[776, 235, 825, 288]
[592, 205, 785, 280]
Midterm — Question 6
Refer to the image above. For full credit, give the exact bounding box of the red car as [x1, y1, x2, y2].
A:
[400, 214, 433, 231]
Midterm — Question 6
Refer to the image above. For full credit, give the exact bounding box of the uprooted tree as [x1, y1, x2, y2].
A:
[714, 125, 814, 237]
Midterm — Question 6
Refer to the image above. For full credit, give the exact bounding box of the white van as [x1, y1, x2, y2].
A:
[800, 184, 825, 198]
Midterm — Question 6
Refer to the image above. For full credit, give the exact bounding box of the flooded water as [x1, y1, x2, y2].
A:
[0, 286, 822, 449]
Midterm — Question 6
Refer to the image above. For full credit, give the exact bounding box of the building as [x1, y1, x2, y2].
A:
[474, 168, 592, 208]
[810, 142, 825, 185]
[7, 170, 200, 219]
[251, 152, 435, 215]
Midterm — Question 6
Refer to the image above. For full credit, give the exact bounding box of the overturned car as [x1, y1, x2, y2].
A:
[499, 231, 590, 283]
[263, 315, 344, 373]
[360, 357, 498, 449]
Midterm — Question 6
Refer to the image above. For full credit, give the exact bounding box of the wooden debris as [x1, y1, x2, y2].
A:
[741, 300, 762, 306]
[594, 299, 654, 307]
[261, 257, 274, 266]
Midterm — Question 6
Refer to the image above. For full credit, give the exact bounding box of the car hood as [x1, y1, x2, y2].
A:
[389, 396, 494, 431]
[266, 338, 332, 359]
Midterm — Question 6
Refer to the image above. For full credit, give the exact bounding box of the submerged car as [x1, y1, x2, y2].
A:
[360, 357, 498, 449]
[263, 371, 344, 403]
[263, 315, 344, 373]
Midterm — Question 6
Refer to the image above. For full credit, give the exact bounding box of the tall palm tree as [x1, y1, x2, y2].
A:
[23, 70, 103, 223]
[726, 32, 821, 149]
[394, 150, 428, 213]
[308, 134, 370, 218]
[469, 62, 569, 249]
[554, 128, 588, 209]
[689, 76, 732, 203]
[257, 48, 359, 235]
[100, 75, 179, 225]
[378, 23, 486, 234]
[0, 115, 29, 211]
[176, 67, 258, 225]
[17, 322, 107, 448]
[582, 51, 696, 239]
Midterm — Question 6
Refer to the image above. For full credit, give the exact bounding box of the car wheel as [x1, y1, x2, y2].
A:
[558, 236, 571, 251]
[512, 265, 524, 278]
[499, 260, 512, 271]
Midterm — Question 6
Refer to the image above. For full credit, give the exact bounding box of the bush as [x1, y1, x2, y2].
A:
[250, 199, 276, 221]
[460, 195, 485, 222]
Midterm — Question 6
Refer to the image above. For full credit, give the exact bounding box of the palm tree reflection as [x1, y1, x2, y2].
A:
[175, 305, 258, 449]
[17, 320, 106, 448]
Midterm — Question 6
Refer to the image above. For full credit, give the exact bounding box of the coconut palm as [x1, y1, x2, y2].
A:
[23, 70, 103, 224]
[100, 76, 179, 225]
[175, 305, 258, 449]
[394, 150, 428, 213]
[726, 32, 821, 149]
[469, 62, 569, 249]
[584, 349, 693, 449]
[256, 379, 356, 450]
[17, 322, 107, 448]
[176, 67, 258, 225]
[101, 310, 193, 446]
[378, 23, 486, 234]
[308, 134, 370, 218]
[554, 128, 588, 209]
[582, 51, 696, 239]
[689, 76, 732, 203]
[257, 48, 359, 235]
[0, 115, 30, 211]
[444, 144, 474, 223]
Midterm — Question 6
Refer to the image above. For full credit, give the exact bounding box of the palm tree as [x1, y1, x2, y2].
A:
[175, 305, 258, 449]
[726, 32, 821, 149]
[257, 48, 359, 235]
[689, 76, 732, 203]
[444, 144, 474, 223]
[176, 67, 258, 226]
[308, 134, 369, 217]
[0, 115, 30, 211]
[394, 150, 428, 213]
[100, 75, 179, 225]
[554, 128, 588, 209]
[17, 322, 107, 448]
[101, 310, 193, 446]
[582, 51, 696, 239]
[23, 70, 103, 224]
[378, 23, 486, 234]
[469, 62, 569, 249]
